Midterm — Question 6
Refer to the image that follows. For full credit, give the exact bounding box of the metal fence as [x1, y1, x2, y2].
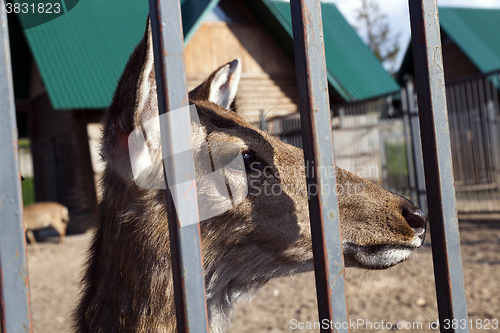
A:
[1, 0, 469, 332]
[447, 70, 500, 212]
[268, 70, 500, 215]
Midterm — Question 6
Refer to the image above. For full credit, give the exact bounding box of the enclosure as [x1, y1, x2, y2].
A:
[1, 0, 493, 332]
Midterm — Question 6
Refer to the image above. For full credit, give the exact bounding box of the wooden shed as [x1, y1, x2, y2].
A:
[397, 7, 500, 83]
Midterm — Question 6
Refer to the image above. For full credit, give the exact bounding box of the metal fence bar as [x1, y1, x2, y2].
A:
[401, 86, 418, 204]
[0, 5, 33, 332]
[148, 1, 209, 332]
[484, 73, 500, 193]
[403, 78, 427, 213]
[289, 1, 349, 332]
[408, 0, 469, 332]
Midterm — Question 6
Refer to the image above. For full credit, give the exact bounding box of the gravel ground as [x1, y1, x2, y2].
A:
[26, 216, 500, 333]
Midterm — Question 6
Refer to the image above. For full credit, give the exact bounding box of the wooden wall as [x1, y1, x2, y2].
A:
[185, 22, 299, 123]
[442, 39, 480, 82]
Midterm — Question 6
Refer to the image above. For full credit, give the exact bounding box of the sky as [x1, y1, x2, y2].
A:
[326, 0, 500, 70]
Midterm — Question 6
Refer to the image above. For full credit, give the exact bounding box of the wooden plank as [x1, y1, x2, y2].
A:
[185, 22, 295, 75]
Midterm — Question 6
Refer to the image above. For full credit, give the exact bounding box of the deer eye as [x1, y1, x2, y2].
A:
[242, 151, 263, 171]
[223, 149, 265, 174]
[242, 152, 254, 170]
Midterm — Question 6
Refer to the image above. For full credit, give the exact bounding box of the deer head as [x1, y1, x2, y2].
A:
[75, 20, 426, 333]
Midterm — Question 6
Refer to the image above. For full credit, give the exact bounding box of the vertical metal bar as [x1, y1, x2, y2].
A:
[456, 84, 473, 192]
[489, 73, 500, 197]
[259, 109, 268, 131]
[462, 82, 481, 207]
[473, 79, 493, 211]
[465, 82, 481, 187]
[471, 80, 487, 185]
[456, 85, 471, 185]
[408, 0, 469, 332]
[478, 78, 495, 186]
[480, 78, 498, 210]
[148, 1, 209, 332]
[484, 74, 500, 208]
[447, 86, 464, 189]
[0, 5, 33, 333]
[395, 135, 406, 192]
[380, 134, 389, 189]
[289, 1, 349, 332]
[401, 86, 418, 204]
[404, 78, 428, 213]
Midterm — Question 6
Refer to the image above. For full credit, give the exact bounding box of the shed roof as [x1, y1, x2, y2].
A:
[16, 0, 217, 109]
[439, 7, 500, 73]
[254, 0, 400, 101]
[397, 7, 500, 83]
[17, 0, 398, 109]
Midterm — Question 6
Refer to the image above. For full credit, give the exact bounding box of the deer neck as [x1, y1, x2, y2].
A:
[79, 174, 260, 333]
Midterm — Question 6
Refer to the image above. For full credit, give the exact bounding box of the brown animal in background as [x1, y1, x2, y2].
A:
[23, 202, 70, 251]
[75, 21, 426, 333]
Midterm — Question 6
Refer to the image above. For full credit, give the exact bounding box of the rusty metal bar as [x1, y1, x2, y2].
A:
[148, 1, 209, 332]
[290, 1, 349, 332]
[408, 0, 469, 332]
[0, 5, 33, 333]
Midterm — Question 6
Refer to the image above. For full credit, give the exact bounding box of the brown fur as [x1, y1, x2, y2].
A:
[75, 20, 426, 333]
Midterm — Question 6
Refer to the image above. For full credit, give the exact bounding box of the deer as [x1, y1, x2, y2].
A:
[74, 20, 427, 333]
[23, 202, 70, 251]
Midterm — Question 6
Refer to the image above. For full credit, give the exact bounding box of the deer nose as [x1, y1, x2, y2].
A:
[402, 207, 427, 241]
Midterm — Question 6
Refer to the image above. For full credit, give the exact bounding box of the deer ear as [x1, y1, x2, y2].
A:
[189, 59, 241, 109]
[101, 17, 158, 181]
[134, 18, 158, 124]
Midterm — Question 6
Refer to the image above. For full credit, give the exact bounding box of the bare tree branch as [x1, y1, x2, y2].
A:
[355, 0, 400, 73]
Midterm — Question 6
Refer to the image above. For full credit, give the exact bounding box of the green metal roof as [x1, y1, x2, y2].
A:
[397, 7, 500, 83]
[16, 0, 218, 109]
[17, 0, 398, 109]
[439, 7, 500, 73]
[256, 0, 400, 101]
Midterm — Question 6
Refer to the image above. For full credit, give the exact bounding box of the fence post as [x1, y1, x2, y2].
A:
[259, 109, 268, 131]
[408, 0, 469, 331]
[403, 77, 427, 214]
[0, 5, 33, 332]
[148, 0, 209, 331]
[290, 1, 350, 332]
[485, 85, 500, 190]
[401, 85, 418, 204]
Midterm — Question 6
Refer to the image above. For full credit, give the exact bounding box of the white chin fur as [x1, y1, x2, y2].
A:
[359, 247, 412, 268]
[343, 237, 423, 269]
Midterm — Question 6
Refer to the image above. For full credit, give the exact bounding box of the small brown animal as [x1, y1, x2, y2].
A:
[23, 202, 70, 251]
[75, 20, 426, 333]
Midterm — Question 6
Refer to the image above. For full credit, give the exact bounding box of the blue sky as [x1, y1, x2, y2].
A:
[327, 0, 500, 69]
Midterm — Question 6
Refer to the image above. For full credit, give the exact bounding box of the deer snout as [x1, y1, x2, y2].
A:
[402, 206, 427, 242]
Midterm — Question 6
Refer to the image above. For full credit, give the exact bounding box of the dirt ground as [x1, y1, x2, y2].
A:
[27, 215, 500, 333]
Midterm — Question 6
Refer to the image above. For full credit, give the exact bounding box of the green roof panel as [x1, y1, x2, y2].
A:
[261, 0, 400, 101]
[17, 0, 218, 109]
[439, 7, 500, 73]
